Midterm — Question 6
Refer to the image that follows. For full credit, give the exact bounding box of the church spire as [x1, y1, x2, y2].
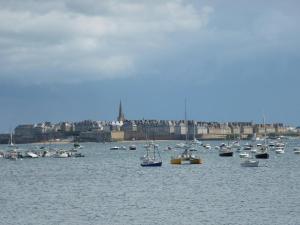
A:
[117, 100, 125, 122]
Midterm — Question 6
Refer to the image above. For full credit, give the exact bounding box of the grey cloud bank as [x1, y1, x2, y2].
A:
[0, 0, 299, 132]
[0, 0, 213, 83]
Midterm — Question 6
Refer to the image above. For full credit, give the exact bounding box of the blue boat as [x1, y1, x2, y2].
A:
[140, 142, 162, 167]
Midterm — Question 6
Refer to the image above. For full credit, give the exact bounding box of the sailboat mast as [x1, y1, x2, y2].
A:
[185, 98, 188, 143]
[263, 114, 266, 145]
[10, 132, 12, 145]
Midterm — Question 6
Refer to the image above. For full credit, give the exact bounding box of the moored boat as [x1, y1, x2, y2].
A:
[141, 142, 162, 167]
[239, 152, 249, 158]
[129, 145, 137, 150]
[219, 147, 233, 157]
[294, 147, 300, 154]
[241, 158, 259, 167]
[275, 147, 285, 154]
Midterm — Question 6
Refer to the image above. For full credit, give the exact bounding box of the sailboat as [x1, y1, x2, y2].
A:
[191, 121, 201, 147]
[219, 137, 233, 157]
[255, 115, 269, 159]
[8, 131, 16, 148]
[141, 142, 162, 167]
[170, 99, 202, 165]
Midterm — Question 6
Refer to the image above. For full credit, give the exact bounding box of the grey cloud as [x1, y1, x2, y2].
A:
[0, 0, 213, 83]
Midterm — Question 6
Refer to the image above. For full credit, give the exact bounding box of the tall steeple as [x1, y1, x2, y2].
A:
[117, 100, 125, 122]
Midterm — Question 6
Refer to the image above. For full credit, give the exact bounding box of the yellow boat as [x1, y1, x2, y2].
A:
[190, 157, 202, 164]
[170, 149, 202, 165]
[170, 157, 182, 164]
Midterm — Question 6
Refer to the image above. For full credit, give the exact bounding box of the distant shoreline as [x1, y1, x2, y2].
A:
[1, 135, 298, 146]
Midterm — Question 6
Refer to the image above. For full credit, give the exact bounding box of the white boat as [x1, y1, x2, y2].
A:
[239, 152, 249, 158]
[110, 146, 120, 150]
[129, 145, 137, 150]
[250, 148, 257, 153]
[164, 146, 173, 151]
[203, 143, 211, 150]
[53, 151, 69, 158]
[120, 146, 127, 150]
[26, 152, 39, 158]
[241, 158, 259, 167]
[8, 132, 17, 148]
[275, 147, 285, 154]
[294, 147, 300, 154]
[175, 143, 186, 148]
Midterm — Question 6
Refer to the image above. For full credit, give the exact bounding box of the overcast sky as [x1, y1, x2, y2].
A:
[0, 0, 299, 132]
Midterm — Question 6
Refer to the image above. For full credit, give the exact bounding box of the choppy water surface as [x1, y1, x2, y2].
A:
[1, 140, 300, 225]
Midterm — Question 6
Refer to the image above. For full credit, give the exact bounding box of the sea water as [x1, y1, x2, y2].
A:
[0, 140, 299, 225]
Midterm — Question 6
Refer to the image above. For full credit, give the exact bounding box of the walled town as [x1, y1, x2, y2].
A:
[0, 102, 299, 144]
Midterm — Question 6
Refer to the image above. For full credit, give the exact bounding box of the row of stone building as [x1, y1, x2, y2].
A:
[0, 119, 292, 144]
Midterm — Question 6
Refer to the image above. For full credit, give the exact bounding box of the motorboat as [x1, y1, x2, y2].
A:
[110, 146, 120, 150]
[175, 143, 186, 148]
[294, 147, 300, 154]
[164, 146, 173, 151]
[25, 151, 39, 158]
[241, 158, 259, 167]
[239, 152, 249, 158]
[73, 142, 82, 149]
[202, 143, 211, 150]
[129, 145, 137, 150]
[243, 143, 253, 151]
[275, 147, 285, 154]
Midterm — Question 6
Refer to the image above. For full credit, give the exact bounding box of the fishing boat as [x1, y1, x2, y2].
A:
[141, 142, 162, 167]
[170, 99, 202, 165]
[170, 146, 202, 165]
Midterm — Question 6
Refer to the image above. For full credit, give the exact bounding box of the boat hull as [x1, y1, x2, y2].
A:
[241, 160, 259, 167]
[190, 158, 202, 164]
[141, 161, 162, 167]
[219, 152, 233, 157]
[255, 153, 269, 159]
[170, 158, 182, 165]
